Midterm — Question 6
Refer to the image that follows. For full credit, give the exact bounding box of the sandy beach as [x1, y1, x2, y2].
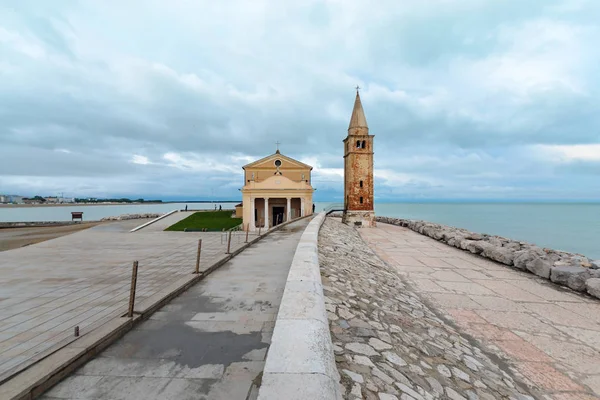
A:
[0, 222, 102, 251]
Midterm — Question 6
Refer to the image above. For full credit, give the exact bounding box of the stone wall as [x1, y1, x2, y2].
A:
[258, 212, 342, 400]
[100, 213, 163, 221]
[376, 216, 600, 300]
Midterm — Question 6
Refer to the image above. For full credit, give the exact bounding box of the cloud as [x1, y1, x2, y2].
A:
[0, 0, 599, 200]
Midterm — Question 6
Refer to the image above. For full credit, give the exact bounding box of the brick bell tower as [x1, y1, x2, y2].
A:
[343, 87, 376, 227]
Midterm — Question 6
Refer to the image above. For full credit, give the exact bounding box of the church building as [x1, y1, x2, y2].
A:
[240, 150, 314, 231]
[343, 89, 376, 227]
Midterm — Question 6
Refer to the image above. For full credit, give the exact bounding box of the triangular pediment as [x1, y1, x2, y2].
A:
[243, 152, 312, 170]
[251, 174, 306, 189]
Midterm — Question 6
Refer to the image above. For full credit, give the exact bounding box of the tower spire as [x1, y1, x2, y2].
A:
[348, 88, 368, 135]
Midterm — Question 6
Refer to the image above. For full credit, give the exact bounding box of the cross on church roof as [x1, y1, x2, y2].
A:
[275, 141, 281, 151]
[355, 85, 360, 92]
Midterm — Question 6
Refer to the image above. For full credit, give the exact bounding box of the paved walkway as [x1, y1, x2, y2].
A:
[360, 222, 600, 399]
[0, 216, 247, 382]
[40, 217, 311, 400]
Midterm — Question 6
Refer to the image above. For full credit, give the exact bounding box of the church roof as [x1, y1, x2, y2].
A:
[348, 90, 369, 135]
[242, 151, 313, 170]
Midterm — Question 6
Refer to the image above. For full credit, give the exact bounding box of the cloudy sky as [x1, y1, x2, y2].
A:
[1, 0, 599, 202]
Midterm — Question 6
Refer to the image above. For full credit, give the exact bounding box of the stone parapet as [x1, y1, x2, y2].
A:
[376, 216, 600, 300]
[258, 212, 342, 400]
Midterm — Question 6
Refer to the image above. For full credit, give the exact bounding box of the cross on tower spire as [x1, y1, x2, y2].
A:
[355, 85, 360, 92]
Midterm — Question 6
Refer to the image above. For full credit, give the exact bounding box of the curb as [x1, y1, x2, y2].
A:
[129, 209, 178, 232]
[258, 212, 342, 400]
[2, 214, 313, 400]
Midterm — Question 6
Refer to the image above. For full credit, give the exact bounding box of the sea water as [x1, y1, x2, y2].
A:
[315, 202, 600, 259]
[1, 201, 598, 259]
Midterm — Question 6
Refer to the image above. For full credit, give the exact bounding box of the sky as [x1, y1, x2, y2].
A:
[1, 0, 599, 202]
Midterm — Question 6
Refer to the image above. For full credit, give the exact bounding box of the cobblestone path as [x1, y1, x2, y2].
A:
[358, 220, 600, 400]
[320, 217, 543, 400]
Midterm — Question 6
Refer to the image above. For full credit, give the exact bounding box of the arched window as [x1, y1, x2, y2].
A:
[360, 196, 363, 204]
[360, 180, 363, 188]
[361, 140, 366, 148]
[356, 140, 361, 148]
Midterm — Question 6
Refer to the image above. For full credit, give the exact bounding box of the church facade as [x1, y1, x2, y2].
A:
[240, 151, 314, 231]
[343, 90, 376, 227]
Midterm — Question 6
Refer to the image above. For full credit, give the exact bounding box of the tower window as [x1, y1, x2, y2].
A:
[360, 197, 363, 204]
[356, 140, 361, 148]
[361, 140, 366, 148]
[360, 180, 363, 188]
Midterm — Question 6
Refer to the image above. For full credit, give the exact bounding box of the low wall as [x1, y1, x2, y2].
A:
[376, 216, 600, 300]
[258, 212, 341, 400]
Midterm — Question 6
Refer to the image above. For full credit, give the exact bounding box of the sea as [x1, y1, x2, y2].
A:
[1, 201, 598, 259]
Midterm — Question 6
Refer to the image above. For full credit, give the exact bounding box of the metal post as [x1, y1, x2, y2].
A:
[195, 239, 202, 274]
[226, 230, 232, 254]
[128, 261, 139, 318]
[245, 224, 249, 243]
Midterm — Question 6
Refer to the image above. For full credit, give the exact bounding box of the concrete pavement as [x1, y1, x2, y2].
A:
[361, 222, 600, 399]
[0, 214, 246, 383]
[40, 217, 311, 400]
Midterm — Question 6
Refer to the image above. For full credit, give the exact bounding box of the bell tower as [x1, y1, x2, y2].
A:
[343, 88, 375, 227]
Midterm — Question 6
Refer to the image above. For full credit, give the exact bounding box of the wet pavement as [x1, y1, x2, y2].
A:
[40, 217, 311, 400]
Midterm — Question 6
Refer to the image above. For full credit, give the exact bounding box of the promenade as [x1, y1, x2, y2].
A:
[360, 221, 600, 399]
[0, 212, 248, 383]
[40, 217, 311, 400]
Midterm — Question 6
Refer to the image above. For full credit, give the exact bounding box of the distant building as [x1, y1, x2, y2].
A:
[10, 195, 24, 204]
[45, 197, 60, 204]
[0, 195, 24, 204]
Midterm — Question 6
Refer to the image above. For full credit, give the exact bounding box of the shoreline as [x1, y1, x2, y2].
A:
[375, 216, 600, 300]
[0, 201, 241, 209]
[0, 202, 164, 209]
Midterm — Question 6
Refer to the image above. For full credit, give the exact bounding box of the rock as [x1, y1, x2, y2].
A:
[354, 355, 375, 367]
[452, 367, 471, 382]
[383, 351, 408, 367]
[346, 342, 378, 356]
[379, 394, 399, 400]
[466, 233, 484, 240]
[394, 383, 423, 400]
[482, 246, 515, 266]
[525, 257, 552, 279]
[437, 364, 452, 378]
[426, 377, 444, 394]
[465, 241, 492, 255]
[586, 278, 600, 299]
[591, 260, 600, 269]
[550, 266, 591, 292]
[369, 337, 392, 350]
[342, 369, 364, 383]
[446, 387, 467, 400]
[513, 250, 540, 270]
[372, 366, 395, 385]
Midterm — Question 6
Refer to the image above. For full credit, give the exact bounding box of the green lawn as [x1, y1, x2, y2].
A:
[165, 211, 242, 232]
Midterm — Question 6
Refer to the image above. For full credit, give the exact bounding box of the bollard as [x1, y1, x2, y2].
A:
[195, 239, 202, 274]
[74, 326, 79, 337]
[128, 261, 139, 318]
[245, 224, 249, 243]
[226, 230, 232, 254]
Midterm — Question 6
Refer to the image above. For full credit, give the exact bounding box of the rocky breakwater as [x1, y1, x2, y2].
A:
[100, 213, 163, 221]
[376, 216, 600, 300]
